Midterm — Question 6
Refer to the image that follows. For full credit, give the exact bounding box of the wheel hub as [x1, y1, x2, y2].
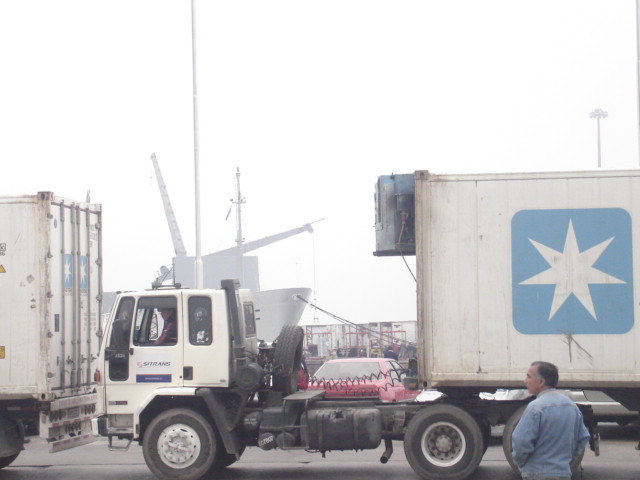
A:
[435, 434, 453, 453]
[422, 421, 466, 466]
[158, 424, 200, 469]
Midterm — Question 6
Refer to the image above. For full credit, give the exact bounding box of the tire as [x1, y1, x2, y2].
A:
[0, 453, 19, 469]
[403, 404, 484, 480]
[0, 417, 24, 469]
[272, 325, 304, 396]
[502, 405, 526, 474]
[142, 408, 218, 480]
[502, 405, 585, 476]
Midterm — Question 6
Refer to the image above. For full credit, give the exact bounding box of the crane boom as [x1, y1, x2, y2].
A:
[151, 153, 188, 257]
[212, 220, 321, 256]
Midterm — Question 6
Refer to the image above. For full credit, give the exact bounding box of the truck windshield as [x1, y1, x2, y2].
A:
[314, 361, 383, 380]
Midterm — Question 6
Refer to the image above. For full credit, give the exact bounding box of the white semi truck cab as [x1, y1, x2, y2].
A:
[96, 279, 433, 480]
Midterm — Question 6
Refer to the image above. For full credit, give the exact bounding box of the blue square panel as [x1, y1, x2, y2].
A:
[512, 209, 633, 334]
[64, 254, 74, 289]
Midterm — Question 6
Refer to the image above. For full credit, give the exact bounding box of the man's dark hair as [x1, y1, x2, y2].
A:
[531, 361, 559, 388]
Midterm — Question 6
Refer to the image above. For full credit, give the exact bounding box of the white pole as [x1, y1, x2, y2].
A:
[191, 0, 203, 288]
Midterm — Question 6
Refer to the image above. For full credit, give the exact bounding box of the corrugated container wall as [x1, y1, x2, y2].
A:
[0, 192, 102, 400]
[414, 170, 640, 389]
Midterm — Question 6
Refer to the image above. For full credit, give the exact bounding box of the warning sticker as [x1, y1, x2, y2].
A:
[0, 265, 5, 273]
[0, 346, 5, 359]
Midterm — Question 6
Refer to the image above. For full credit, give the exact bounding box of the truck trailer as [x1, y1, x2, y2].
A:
[0, 192, 102, 465]
[3, 171, 640, 480]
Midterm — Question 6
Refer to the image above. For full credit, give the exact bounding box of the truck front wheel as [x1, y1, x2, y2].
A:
[143, 408, 217, 480]
[404, 404, 484, 480]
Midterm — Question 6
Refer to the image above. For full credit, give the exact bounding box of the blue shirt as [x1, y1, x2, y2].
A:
[511, 388, 590, 477]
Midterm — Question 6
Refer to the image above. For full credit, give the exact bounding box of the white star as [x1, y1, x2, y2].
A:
[81, 258, 87, 286]
[519, 220, 625, 321]
[65, 258, 72, 285]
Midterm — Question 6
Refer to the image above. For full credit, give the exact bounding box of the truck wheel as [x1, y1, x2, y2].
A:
[0, 453, 19, 469]
[272, 325, 304, 396]
[143, 408, 217, 480]
[0, 416, 24, 469]
[404, 404, 484, 480]
[502, 405, 585, 475]
[502, 405, 525, 473]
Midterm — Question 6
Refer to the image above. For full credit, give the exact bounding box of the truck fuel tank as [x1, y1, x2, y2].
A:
[303, 407, 382, 451]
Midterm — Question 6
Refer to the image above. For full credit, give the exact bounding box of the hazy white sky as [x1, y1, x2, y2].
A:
[1, 1, 638, 325]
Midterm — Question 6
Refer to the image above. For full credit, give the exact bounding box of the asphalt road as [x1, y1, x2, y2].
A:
[2, 424, 639, 480]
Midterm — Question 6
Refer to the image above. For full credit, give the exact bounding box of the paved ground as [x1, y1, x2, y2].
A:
[2, 424, 639, 479]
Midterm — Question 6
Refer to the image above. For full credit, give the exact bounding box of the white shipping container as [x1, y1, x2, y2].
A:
[415, 170, 640, 389]
[0, 192, 103, 401]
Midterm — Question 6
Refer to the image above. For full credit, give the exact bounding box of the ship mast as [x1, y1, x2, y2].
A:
[232, 167, 246, 285]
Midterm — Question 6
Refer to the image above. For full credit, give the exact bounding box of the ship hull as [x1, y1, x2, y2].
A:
[252, 287, 312, 342]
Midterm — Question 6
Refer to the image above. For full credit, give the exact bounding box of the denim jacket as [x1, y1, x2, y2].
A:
[511, 388, 590, 477]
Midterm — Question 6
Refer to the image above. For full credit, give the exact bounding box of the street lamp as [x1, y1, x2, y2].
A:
[589, 108, 608, 168]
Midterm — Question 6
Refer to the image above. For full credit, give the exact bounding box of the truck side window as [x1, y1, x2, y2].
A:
[189, 296, 212, 345]
[133, 297, 178, 346]
[109, 297, 134, 349]
[108, 297, 134, 381]
[243, 302, 256, 337]
[385, 360, 402, 385]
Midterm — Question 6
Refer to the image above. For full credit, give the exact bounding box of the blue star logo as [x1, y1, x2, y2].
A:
[64, 254, 73, 289]
[512, 209, 634, 334]
[80, 256, 88, 290]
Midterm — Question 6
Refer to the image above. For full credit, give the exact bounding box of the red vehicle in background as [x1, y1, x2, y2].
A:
[307, 357, 418, 402]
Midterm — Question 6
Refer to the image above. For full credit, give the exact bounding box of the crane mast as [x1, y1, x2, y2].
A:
[150, 154, 320, 288]
[151, 153, 187, 257]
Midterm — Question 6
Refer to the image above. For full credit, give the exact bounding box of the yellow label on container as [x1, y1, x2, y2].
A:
[0, 346, 4, 359]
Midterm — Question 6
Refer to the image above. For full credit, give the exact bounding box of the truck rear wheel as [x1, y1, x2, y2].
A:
[502, 405, 584, 475]
[404, 404, 484, 480]
[0, 416, 24, 469]
[143, 408, 217, 480]
[272, 325, 304, 396]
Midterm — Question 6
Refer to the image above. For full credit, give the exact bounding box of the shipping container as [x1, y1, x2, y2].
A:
[409, 170, 640, 393]
[0, 192, 102, 456]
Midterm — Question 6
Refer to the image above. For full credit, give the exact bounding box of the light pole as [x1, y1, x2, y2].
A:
[191, 0, 203, 288]
[590, 108, 608, 168]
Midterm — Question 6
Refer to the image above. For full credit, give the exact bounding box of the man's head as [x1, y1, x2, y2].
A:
[160, 308, 175, 320]
[525, 361, 558, 395]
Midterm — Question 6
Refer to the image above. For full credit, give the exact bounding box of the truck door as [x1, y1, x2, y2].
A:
[104, 295, 183, 417]
[182, 292, 230, 386]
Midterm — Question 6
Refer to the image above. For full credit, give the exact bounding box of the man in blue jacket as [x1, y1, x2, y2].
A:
[511, 361, 590, 479]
